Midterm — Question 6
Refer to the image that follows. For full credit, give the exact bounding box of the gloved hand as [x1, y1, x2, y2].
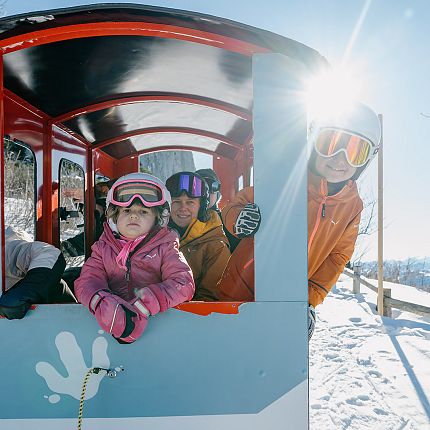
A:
[308, 305, 316, 340]
[0, 267, 52, 319]
[234, 203, 261, 238]
[133, 287, 161, 315]
[89, 290, 140, 341]
[115, 287, 162, 344]
[0, 290, 31, 319]
[117, 308, 148, 344]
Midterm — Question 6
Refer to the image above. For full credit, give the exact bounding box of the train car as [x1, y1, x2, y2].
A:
[0, 4, 326, 429]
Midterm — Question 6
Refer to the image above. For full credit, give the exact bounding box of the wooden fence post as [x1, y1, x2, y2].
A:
[353, 264, 361, 294]
[383, 288, 392, 318]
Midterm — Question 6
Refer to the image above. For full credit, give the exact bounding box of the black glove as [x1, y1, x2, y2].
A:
[0, 254, 75, 320]
[0, 268, 50, 319]
[308, 305, 316, 340]
[0, 291, 31, 319]
[234, 204, 261, 238]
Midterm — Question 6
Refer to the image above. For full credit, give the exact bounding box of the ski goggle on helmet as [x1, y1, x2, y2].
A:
[106, 173, 171, 208]
[165, 171, 210, 221]
[311, 101, 381, 168]
[166, 172, 208, 199]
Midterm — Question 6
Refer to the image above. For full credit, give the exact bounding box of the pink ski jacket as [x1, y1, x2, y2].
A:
[75, 224, 195, 313]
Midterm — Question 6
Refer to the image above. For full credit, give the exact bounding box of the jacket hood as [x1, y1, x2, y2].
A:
[180, 210, 226, 247]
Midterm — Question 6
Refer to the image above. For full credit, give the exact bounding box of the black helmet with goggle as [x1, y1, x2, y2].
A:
[165, 171, 210, 222]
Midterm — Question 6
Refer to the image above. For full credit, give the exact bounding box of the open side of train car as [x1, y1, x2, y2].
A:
[0, 4, 326, 429]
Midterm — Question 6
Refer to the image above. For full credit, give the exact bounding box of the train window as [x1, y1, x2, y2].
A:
[59, 159, 85, 268]
[237, 175, 244, 191]
[139, 150, 199, 182]
[93, 173, 110, 242]
[4, 137, 36, 238]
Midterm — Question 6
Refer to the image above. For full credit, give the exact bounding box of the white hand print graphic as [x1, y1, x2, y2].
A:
[36, 331, 110, 402]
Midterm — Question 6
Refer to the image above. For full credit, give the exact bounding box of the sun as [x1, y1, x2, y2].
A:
[305, 66, 364, 123]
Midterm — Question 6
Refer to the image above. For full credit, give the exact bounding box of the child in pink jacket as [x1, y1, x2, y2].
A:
[75, 173, 195, 343]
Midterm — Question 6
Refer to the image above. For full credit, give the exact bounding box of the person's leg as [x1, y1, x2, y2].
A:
[61, 266, 82, 296]
[42, 253, 77, 303]
[48, 278, 77, 304]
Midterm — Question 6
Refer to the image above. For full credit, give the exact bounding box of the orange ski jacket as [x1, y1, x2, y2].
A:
[218, 173, 363, 307]
[179, 210, 230, 301]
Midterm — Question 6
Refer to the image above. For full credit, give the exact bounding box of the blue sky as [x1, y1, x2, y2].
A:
[4, 0, 430, 261]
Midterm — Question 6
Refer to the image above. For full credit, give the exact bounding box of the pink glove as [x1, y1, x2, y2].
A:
[119, 302, 149, 343]
[115, 287, 160, 343]
[89, 290, 139, 340]
[133, 287, 161, 315]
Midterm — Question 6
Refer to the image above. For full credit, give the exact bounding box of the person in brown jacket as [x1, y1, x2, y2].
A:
[218, 101, 382, 339]
[166, 171, 230, 301]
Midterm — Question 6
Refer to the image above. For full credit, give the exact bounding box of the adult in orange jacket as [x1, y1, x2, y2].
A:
[218, 101, 381, 339]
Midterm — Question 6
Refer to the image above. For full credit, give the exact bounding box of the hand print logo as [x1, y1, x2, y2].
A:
[36, 331, 110, 403]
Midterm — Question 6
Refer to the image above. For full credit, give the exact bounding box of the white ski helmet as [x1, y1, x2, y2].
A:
[106, 172, 171, 227]
[309, 101, 381, 167]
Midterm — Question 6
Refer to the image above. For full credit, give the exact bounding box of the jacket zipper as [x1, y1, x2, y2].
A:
[125, 257, 132, 298]
[308, 180, 327, 253]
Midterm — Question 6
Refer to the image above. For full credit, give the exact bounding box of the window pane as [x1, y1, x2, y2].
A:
[139, 150, 196, 182]
[237, 175, 244, 191]
[59, 159, 85, 268]
[4, 137, 36, 239]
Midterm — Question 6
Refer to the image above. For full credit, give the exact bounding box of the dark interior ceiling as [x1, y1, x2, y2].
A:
[0, 4, 326, 160]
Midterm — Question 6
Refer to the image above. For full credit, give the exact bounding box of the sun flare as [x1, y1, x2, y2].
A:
[306, 66, 364, 122]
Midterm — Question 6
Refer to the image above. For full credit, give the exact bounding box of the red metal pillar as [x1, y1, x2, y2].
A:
[0, 54, 5, 292]
[86, 146, 95, 257]
[42, 120, 53, 243]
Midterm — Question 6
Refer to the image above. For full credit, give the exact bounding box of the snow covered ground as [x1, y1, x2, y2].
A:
[310, 274, 430, 429]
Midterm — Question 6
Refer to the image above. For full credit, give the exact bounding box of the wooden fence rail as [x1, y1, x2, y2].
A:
[342, 267, 430, 318]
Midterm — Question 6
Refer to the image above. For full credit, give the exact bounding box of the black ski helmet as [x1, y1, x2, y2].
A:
[195, 168, 221, 209]
[165, 171, 210, 222]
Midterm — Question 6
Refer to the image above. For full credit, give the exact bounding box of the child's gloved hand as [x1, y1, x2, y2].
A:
[89, 290, 138, 340]
[117, 298, 151, 343]
[114, 287, 162, 344]
[133, 287, 161, 315]
[308, 305, 316, 340]
[117, 308, 148, 344]
[234, 203, 261, 238]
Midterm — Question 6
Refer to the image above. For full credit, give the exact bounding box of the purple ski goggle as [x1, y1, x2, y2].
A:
[166, 173, 205, 198]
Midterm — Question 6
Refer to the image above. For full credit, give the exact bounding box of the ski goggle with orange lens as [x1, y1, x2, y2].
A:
[166, 173, 205, 198]
[110, 180, 167, 207]
[314, 129, 377, 167]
